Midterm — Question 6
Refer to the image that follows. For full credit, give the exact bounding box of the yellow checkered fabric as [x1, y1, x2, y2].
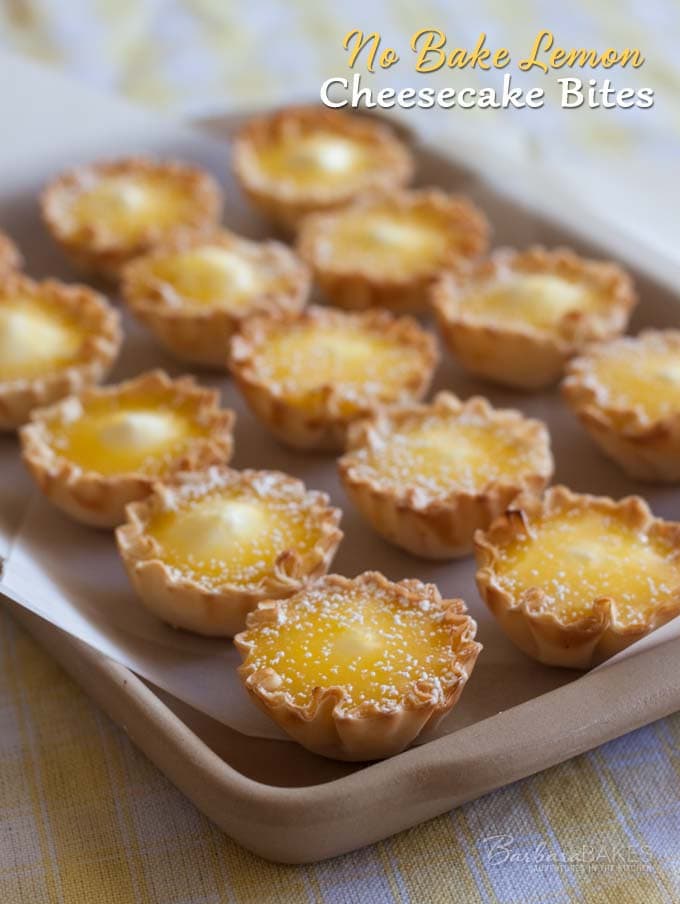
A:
[3, 608, 679, 902]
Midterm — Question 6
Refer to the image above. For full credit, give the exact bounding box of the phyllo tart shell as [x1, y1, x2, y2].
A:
[121, 229, 310, 368]
[235, 571, 481, 761]
[297, 188, 490, 313]
[232, 105, 414, 232]
[116, 467, 343, 637]
[562, 330, 680, 482]
[228, 305, 438, 451]
[0, 274, 122, 430]
[432, 246, 637, 389]
[475, 486, 680, 669]
[41, 156, 223, 279]
[0, 230, 22, 276]
[339, 392, 553, 559]
[20, 370, 235, 528]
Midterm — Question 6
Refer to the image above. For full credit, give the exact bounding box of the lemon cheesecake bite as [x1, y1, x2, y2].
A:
[0, 230, 22, 276]
[122, 229, 310, 368]
[432, 247, 636, 389]
[235, 572, 481, 760]
[20, 370, 235, 528]
[42, 157, 222, 279]
[228, 305, 438, 451]
[563, 330, 680, 482]
[339, 392, 553, 559]
[297, 189, 490, 313]
[0, 275, 121, 430]
[232, 106, 414, 232]
[475, 486, 680, 668]
[117, 467, 342, 636]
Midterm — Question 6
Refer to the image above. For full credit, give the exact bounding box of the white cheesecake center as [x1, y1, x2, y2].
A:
[332, 621, 383, 658]
[291, 135, 358, 173]
[479, 274, 587, 328]
[161, 498, 267, 559]
[97, 411, 182, 451]
[161, 245, 260, 307]
[657, 363, 680, 385]
[0, 302, 80, 374]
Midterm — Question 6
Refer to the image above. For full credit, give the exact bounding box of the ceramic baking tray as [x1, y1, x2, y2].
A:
[2, 53, 680, 863]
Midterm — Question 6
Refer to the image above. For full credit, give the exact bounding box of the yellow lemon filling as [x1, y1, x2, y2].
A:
[361, 416, 536, 494]
[494, 507, 680, 625]
[254, 325, 422, 413]
[46, 394, 207, 476]
[0, 297, 82, 380]
[593, 347, 680, 422]
[462, 274, 593, 329]
[148, 245, 263, 309]
[245, 584, 457, 707]
[70, 174, 195, 242]
[255, 131, 369, 188]
[146, 486, 323, 589]
[324, 207, 450, 278]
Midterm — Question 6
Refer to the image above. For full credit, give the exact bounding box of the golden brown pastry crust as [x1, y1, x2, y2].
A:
[232, 105, 414, 232]
[121, 229, 311, 368]
[562, 330, 680, 482]
[474, 485, 680, 669]
[0, 274, 122, 431]
[338, 392, 553, 559]
[116, 467, 343, 637]
[0, 231, 22, 276]
[41, 156, 223, 279]
[20, 370, 235, 528]
[228, 305, 438, 451]
[235, 571, 481, 760]
[297, 189, 490, 313]
[432, 246, 637, 390]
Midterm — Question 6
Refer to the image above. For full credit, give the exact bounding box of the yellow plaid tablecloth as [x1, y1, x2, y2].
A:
[3, 607, 680, 903]
[1, 3, 680, 902]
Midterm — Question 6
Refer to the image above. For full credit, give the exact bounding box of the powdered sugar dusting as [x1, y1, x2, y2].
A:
[244, 579, 462, 710]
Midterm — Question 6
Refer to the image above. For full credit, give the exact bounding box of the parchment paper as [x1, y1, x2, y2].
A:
[1, 55, 679, 743]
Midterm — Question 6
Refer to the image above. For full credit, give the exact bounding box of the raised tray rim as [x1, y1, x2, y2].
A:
[8, 598, 680, 864]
